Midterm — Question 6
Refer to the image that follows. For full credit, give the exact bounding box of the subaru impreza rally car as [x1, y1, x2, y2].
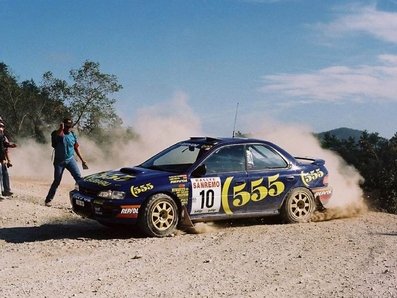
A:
[70, 137, 332, 237]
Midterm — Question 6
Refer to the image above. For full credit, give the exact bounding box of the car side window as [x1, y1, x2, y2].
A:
[205, 145, 245, 173]
[246, 144, 287, 170]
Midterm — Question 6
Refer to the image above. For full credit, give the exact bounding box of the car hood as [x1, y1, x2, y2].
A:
[79, 166, 173, 189]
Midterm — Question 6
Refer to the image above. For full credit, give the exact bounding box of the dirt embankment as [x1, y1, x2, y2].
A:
[0, 178, 396, 298]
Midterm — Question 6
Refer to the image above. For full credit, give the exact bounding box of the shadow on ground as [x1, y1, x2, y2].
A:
[0, 220, 145, 243]
[0, 216, 285, 243]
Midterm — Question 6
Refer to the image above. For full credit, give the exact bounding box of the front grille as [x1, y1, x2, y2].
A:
[80, 187, 98, 197]
[73, 202, 93, 217]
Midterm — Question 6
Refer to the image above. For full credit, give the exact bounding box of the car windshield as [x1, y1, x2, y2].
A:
[140, 142, 213, 173]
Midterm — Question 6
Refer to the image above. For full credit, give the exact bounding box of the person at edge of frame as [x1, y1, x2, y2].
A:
[0, 120, 17, 197]
[45, 118, 88, 206]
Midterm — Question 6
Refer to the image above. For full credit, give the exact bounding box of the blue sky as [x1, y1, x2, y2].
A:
[1, 0, 397, 138]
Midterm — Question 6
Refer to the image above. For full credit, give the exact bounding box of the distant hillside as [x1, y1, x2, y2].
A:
[316, 127, 364, 142]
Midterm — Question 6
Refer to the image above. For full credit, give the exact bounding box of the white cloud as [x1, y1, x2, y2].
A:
[263, 4, 397, 105]
[260, 54, 397, 104]
[322, 4, 397, 44]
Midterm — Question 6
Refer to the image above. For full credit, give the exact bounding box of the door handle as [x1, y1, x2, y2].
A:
[286, 176, 295, 181]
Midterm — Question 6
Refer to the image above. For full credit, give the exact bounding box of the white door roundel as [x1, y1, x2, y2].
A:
[191, 177, 221, 214]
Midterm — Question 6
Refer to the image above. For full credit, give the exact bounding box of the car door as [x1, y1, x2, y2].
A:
[244, 144, 297, 213]
[189, 144, 249, 217]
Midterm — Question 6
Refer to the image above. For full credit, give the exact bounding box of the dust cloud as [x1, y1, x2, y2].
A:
[183, 222, 221, 235]
[250, 120, 367, 221]
[77, 92, 203, 174]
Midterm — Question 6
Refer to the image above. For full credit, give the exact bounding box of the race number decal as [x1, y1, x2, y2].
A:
[191, 177, 221, 214]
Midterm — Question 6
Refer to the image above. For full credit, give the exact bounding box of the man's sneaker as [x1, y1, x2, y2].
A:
[45, 199, 52, 207]
[2, 191, 13, 196]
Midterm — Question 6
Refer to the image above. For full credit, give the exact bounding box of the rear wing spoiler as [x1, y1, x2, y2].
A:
[295, 157, 325, 166]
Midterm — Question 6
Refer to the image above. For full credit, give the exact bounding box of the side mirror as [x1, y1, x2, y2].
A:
[191, 164, 207, 177]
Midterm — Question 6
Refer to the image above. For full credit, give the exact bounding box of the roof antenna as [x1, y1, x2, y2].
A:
[232, 102, 239, 138]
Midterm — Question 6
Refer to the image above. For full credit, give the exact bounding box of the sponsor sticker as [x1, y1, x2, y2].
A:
[300, 168, 324, 186]
[172, 187, 189, 206]
[131, 183, 154, 197]
[117, 205, 140, 219]
[169, 175, 188, 184]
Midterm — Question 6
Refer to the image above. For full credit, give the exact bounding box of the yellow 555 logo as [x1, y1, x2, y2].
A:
[221, 174, 285, 215]
[300, 169, 324, 187]
[131, 183, 154, 197]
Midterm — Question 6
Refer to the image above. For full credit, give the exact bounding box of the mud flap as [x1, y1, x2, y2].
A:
[178, 205, 194, 229]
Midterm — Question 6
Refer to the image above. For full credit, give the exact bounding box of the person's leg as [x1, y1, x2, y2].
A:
[65, 158, 82, 182]
[45, 162, 65, 203]
[2, 163, 11, 195]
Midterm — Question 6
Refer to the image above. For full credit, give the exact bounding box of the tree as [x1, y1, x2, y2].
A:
[377, 132, 397, 213]
[1, 60, 126, 142]
[320, 130, 397, 214]
[321, 132, 341, 150]
[0, 62, 65, 142]
[44, 61, 123, 134]
[0, 63, 20, 136]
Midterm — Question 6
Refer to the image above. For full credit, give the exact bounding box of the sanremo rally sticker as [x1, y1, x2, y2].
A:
[191, 177, 221, 214]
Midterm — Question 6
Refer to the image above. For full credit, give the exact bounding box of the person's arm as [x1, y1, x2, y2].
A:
[4, 135, 16, 148]
[3, 136, 16, 167]
[74, 145, 85, 163]
[58, 123, 65, 135]
[74, 143, 88, 169]
[5, 149, 12, 167]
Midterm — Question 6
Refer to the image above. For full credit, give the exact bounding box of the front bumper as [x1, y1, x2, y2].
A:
[70, 190, 141, 224]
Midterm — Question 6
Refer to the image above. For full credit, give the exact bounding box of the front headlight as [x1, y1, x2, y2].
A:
[98, 190, 126, 200]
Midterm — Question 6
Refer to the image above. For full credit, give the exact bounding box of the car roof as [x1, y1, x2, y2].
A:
[185, 136, 296, 162]
[187, 136, 275, 146]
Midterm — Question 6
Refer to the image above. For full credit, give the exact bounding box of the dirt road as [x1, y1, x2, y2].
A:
[1, 178, 396, 297]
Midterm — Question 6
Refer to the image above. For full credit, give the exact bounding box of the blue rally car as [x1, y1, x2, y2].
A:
[70, 137, 332, 237]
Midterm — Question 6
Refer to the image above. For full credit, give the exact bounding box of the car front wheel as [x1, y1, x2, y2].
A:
[281, 188, 315, 223]
[139, 193, 179, 237]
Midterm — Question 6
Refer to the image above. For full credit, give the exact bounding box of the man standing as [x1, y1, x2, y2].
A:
[0, 121, 17, 197]
[45, 118, 88, 206]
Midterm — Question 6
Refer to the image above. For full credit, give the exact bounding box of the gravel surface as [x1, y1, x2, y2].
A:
[1, 178, 396, 298]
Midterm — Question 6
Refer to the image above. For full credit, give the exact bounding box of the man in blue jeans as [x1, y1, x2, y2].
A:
[0, 120, 17, 197]
[45, 118, 88, 206]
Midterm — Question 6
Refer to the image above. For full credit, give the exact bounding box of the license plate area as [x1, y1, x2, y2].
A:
[76, 199, 85, 207]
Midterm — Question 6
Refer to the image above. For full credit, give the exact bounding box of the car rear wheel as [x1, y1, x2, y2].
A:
[139, 193, 179, 237]
[281, 188, 315, 223]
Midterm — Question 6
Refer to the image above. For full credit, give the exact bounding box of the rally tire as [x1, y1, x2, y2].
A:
[281, 188, 315, 223]
[138, 193, 179, 237]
